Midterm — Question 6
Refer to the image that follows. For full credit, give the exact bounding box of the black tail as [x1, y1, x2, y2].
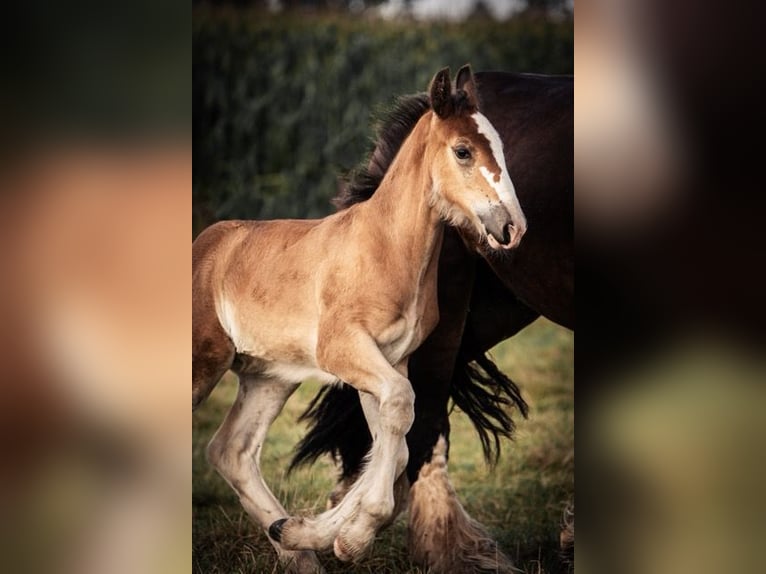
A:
[290, 351, 528, 477]
[450, 350, 529, 466]
[289, 384, 370, 477]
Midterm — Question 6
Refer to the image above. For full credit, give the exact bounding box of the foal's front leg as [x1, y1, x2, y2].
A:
[272, 333, 414, 562]
[332, 363, 411, 559]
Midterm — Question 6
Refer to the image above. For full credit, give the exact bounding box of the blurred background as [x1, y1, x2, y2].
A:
[0, 2, 190, 574]
[576, 2, 766, 574]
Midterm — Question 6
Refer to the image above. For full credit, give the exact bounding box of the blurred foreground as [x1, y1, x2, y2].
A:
[577, 1, 766, 573]
[0, 3, 190, 572]
[0, 143, 191, 574]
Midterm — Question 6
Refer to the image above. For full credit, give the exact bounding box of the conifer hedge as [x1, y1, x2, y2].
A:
[193, 9, 572, 231]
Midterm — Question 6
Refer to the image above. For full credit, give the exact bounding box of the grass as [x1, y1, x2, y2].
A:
[193, 318, 573, 573]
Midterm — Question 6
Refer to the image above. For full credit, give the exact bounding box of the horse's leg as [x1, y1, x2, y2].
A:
[406, 354, 516, 574]
[406, 262, 536, 573]
[409, 436, 515, 574]
[207, 376, 324, 574]
[359, 386, 411, 524]
[273, 334, 414, 562]
[561, 503, 574, 570]
[319, 392, 409, 522]
[330, 363, 413, 553]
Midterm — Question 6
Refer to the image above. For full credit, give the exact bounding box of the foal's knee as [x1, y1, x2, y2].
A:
[362, 493, 396, 523]
[380, 379, 415, 435]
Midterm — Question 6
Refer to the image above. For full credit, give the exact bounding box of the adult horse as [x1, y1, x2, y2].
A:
[291, 71, 573, 572]
[192, 66, 527, 573]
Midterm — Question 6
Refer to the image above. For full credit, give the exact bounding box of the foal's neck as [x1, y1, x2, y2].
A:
[362, 114, 443, 278]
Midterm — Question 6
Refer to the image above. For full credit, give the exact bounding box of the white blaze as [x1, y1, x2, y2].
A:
[472, 112, 507, 174]
[479, 165, 507, 199]
[471, 112, 526, 232]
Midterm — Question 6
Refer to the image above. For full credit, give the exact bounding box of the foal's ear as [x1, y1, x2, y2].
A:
[429, 67, 454, 118]
[456, 64, 479, 110]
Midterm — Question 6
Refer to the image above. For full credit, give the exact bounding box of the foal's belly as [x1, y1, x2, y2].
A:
[264, 361, 338, 384]
[218, 293, 431, 383]
[217, 295, 338, 383]
[231, 351, 338, 385]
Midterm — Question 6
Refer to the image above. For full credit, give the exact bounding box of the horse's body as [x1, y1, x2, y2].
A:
[192, 66, 527, 573]
[293, 71, 573, 572]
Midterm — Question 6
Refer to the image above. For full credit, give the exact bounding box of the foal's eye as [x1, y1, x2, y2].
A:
[454, 147, 472, 161]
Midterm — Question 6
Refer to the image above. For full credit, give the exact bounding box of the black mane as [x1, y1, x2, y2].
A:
[333, 93, 431, 209]
[334, 88, 482, 210]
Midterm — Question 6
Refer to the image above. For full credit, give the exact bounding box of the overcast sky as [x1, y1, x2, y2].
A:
[379, 0, 529, 21]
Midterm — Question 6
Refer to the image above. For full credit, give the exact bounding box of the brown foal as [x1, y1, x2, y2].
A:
[192, 65, 526, 573]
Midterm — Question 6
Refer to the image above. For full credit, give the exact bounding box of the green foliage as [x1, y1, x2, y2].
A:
[193, 9, 572, 233]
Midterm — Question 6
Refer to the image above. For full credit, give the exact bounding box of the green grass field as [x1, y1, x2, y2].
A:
[193, 318, 573, 573]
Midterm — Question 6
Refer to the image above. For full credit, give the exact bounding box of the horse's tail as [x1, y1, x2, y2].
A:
[291, 349, 528, 476]
[289, 384, 370, 476]
[449, 349, 528, 466]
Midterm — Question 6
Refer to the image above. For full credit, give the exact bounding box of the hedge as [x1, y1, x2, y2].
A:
[193, 8, 573, 232]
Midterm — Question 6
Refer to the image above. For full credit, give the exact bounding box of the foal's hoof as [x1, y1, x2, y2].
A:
[332, 536, 356, 562]
[269, 518, 289, 542]
[333, 530, 373, 563]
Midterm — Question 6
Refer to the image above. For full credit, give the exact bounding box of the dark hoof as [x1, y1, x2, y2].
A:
[268, 518, 288, 542]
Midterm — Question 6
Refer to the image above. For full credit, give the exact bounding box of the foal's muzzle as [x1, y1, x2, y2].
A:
[482, 204, 526, 250]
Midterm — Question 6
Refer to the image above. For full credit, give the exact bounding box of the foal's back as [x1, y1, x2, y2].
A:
[192, 208, 373, 378]
[193, 218, 319, 320]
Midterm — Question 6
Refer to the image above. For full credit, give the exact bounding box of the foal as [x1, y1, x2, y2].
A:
[192, 65, 526, 572]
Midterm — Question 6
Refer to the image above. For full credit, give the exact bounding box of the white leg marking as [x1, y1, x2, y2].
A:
[207, 377, 324, 573]
[279, 370, 415, 562]
[332, 391, 410, 561]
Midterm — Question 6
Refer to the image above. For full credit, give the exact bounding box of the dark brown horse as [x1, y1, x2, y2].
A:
[291, 71, 573, 572]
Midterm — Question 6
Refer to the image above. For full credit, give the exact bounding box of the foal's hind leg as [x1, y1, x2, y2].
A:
[192, 302, 235, 410]
[207, 376, 324, 574]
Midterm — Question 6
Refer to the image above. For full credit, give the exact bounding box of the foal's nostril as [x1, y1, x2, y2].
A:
[487, 222, 512, 246]
[482, 204, 517, 246]
[502, 223, 512, 245]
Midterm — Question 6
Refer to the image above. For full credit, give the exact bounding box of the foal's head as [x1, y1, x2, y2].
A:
[425, 65, 526, 250]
